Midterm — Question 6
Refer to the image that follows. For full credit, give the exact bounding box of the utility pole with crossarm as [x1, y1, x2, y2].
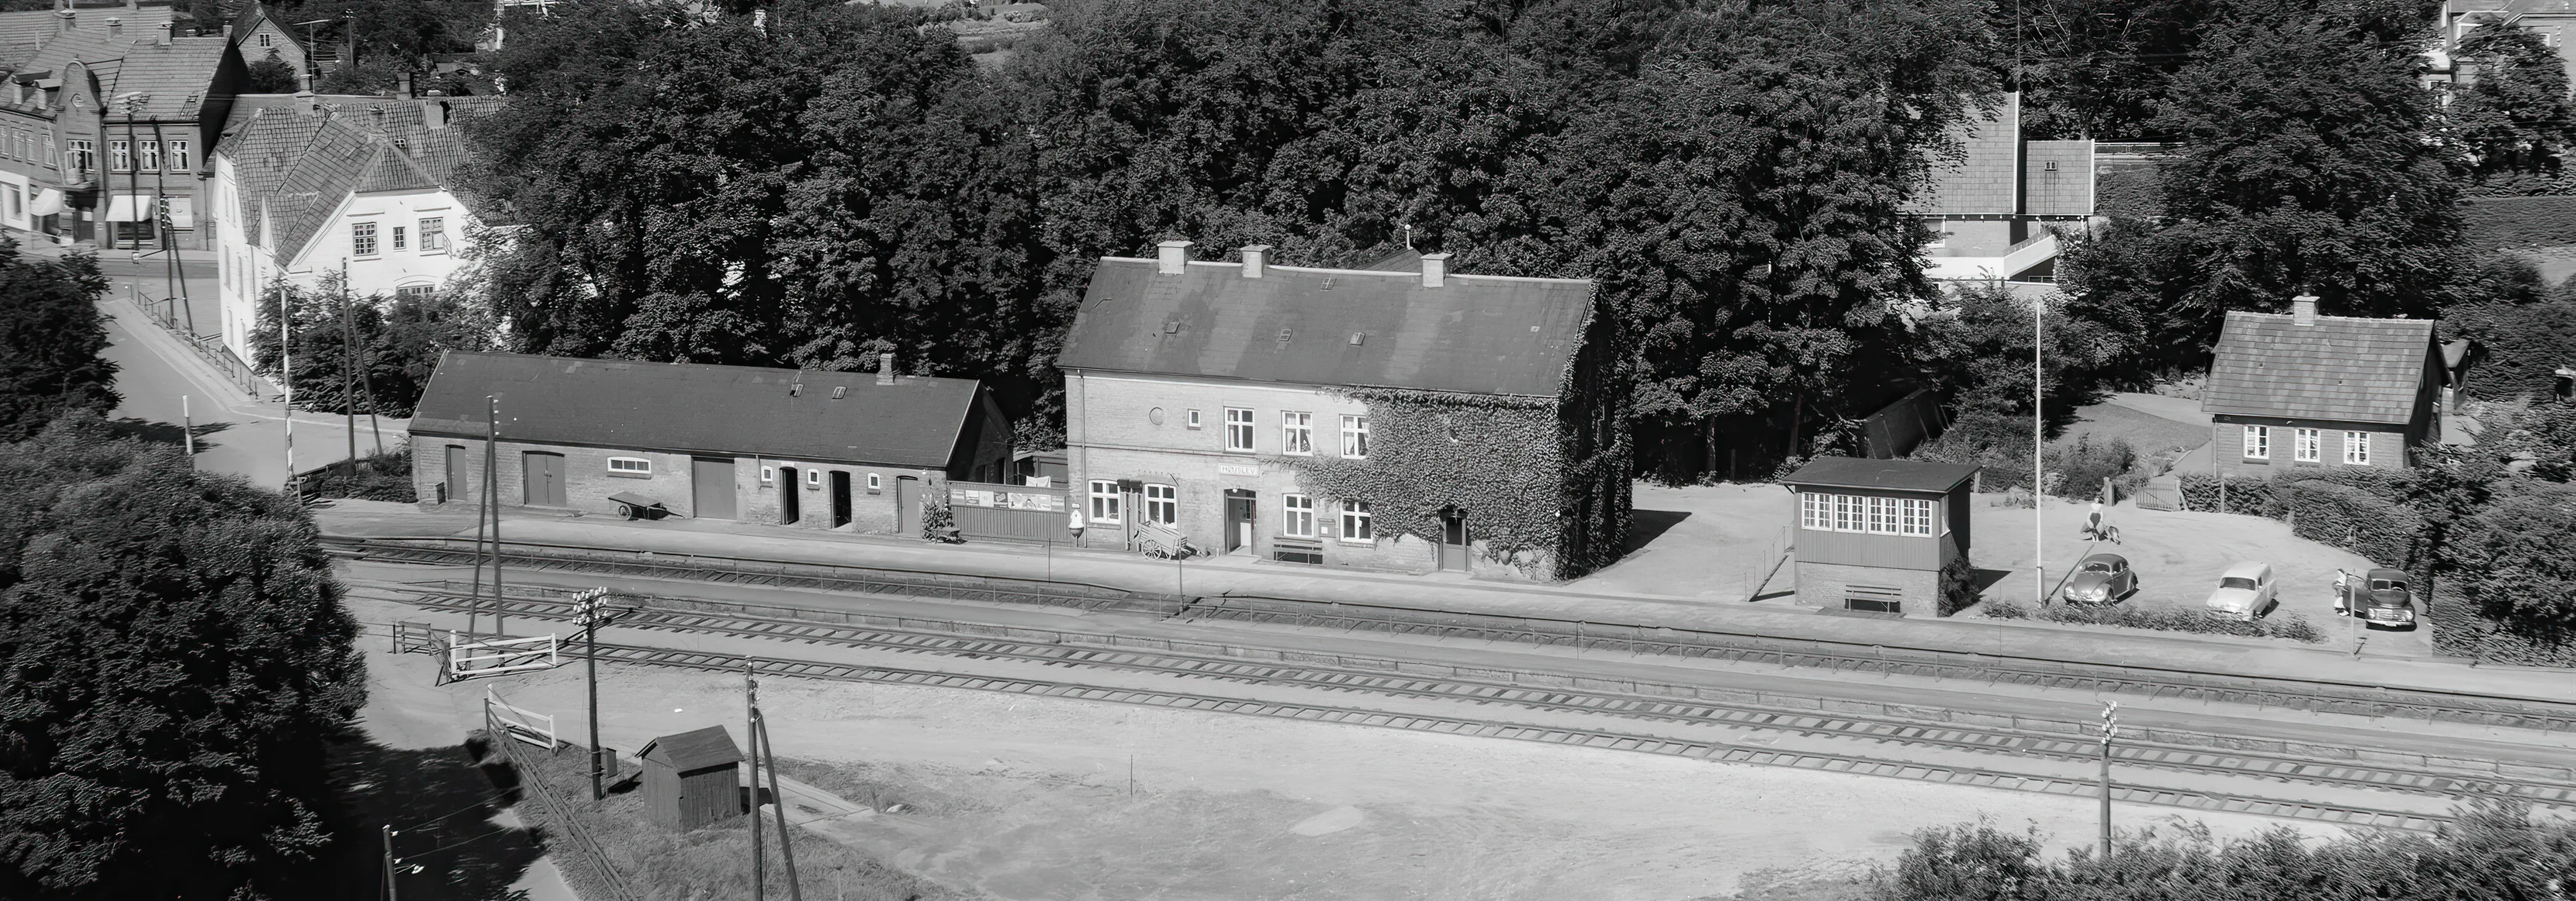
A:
[572, 587, 614, 800]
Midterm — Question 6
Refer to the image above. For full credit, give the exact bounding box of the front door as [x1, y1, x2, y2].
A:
[1440, 510, 1470, 571]
[779, 467, 800, 524]
[691, 457, 737, 520]
[897, 477, 921, 534]
[520, 451, 565, 506]
[1225, 490, 1255, 554]
[445, 445, 466, 504]
[830, 471, 853, 528]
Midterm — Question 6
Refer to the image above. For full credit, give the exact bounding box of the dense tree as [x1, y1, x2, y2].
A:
[2004, 0, 2209, 140]
[0, 240, 115, 442]
[1909, 283, 2130, 489]
[250, 273, 494, 417]
[0, 415, 365, 899]
[2449, 23, 2576, 182]
[243, 49, 300, 94]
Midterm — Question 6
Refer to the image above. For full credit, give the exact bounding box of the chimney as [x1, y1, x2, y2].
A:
[1420, 252, 1451, 288]
[1239, 244, 1269, 278]
[2292, 293, 2318, 326]
[397, 71, 414, 99]
[54, 8, 71, 33]
[158, 20, 172, 44]
[875, 353, 897, 385]
[105, 17, 121, 37]
[1156, 239, 1193, 275]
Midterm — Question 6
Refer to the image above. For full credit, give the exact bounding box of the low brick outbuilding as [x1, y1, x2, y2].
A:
[409, 351, 1011, 534]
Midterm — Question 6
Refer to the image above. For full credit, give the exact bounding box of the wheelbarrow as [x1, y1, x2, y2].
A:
[1136, 522, 1198, 560]
[606, 491, 670, 520]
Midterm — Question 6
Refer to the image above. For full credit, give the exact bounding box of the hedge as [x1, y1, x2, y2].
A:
[2283, 479, 2424, 573]
[2430, 590, 2576, 666]
[299, 443, 415, 502]
[2175, 472, 2280, 516]
[1981, 597, 2325, 642]
[2462, 195, 2576, 251]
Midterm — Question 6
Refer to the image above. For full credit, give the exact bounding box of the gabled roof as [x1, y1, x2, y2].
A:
[1059, 255, 1596, 398]
[2024, 140, 2093, 217]
[638, 725, 739, 773]
[2201, 312, 2441, 426]
[408, 352, 989, 469]
[0, 6, 177, 68]
[221, 97, 506, 258]
[1908, 93, 2020, 216]
[1783, 456, 1980, 494]
[100, 35, 228, 119]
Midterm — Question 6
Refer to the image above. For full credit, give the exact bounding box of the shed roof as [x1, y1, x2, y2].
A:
[1059, 256, 1596, 398]
[1783, 456, 1981, 494]
[638, 725, 739, 772]
[2200, 312, 2439, 427]
[408, 352, 987, 468]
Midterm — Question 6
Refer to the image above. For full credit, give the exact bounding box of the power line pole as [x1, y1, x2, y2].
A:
[181, 394, 195, 467]
[574, 588, 611, 800]
[758, 710, 803, 901]
[382, 824, 399, 901]
[150, 120, 188, 336]
[746, 661, 765, 901]
[281, 285, 296, 500]
[2099, 700, 2118, 865]
[341, 262, 356, 484]
[486, 396, 503, 636]
[2034, 293, 2045, 607]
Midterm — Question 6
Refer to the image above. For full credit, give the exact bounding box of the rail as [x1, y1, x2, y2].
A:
[327, 534, 2576, 731]
[481, 697, 638, 901]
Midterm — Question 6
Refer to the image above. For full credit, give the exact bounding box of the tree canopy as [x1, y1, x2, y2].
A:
[0, 240, 115, 442]
[0, 415, 365, 899]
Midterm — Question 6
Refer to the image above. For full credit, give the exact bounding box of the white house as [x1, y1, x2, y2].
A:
[212, 91, 501, 363]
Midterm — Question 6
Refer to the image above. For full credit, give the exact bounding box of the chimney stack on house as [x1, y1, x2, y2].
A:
[1239, 244, 1268, 278]
[876, 353, 897, 384]
[159, 20, 174, 43]
[1156, 239, 1193, 275]
[2292, 293, 2318, 326]
[1421, 252, 1451, 288]
[397, 72, 414, 99]
[105, 17, 121, 37]
[54, 7, 71, 33]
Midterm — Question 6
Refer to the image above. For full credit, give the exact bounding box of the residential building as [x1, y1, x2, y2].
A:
[2201, 296, 2448, 475]
[0, 1, 174, 68]
[1782, 457, 1978, 618]
[1057, 240, 1629, 581]
[1907, 92, 2095, 288]
[2426, 1, 2576, 92]
[0, 4, 241, 249]
[211, 91, 502, 363]
[224, 1, 310, 81]
[408, 352, 1013, 534]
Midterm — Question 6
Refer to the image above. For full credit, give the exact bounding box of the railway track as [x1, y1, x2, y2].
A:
[327, 534, 2576, 733]
[357, 584, 2576, 830]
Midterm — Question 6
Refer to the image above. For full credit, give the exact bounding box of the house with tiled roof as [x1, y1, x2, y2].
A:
[0, 3, 241, 247]
[210, 90, 503, 363]
[224, 0, 309, 82]
[1056, 240, 1629, 581]
[1906, 92, 2096, 287]
[2201, 295, 2449, 475]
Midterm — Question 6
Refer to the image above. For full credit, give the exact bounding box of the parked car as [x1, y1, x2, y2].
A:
[2060, 553, 2138, 605]
[2336, 568, 2418, 630]
[2204, 562, 2277, 621]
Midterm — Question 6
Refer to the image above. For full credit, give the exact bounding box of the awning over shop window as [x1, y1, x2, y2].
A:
[104, 194, 152, 222]
[28, 188, 62, 217]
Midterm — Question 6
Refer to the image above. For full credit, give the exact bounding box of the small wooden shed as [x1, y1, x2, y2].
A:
[1782, 457, 1979, 618]
[638, 725, 743, 830]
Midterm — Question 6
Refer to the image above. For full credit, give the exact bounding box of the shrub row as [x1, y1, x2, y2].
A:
[2462, 195, 2576, 250]
[298, 444, 415, 502]
[2430, 590, 2576, 666]
[2283, 479, 2425, 573]
[1981, 597, 2326, 643]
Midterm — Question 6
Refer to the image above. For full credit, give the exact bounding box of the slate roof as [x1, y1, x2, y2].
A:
[222, 97, 504, 257]
[408, 352, 988, 469]
[1783, 456, 1981, 494]
[1059, 256, 1597, 398]
[638, 726, 739, 773]
[20, 26, 221, 121]
[1908, 93, 2019, 216]
[2024, 140, 2094, 217]
[2200, 312, 2441, 427]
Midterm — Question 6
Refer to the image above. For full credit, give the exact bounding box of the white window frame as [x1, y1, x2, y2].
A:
[1342, 415, 1369, 458]
[1282, 494, 1313, 537]
[419, 215, 447, 252]
[1185, 409, 1202, 429]
[1281, 412, 1313, 455]
[805, 469, 822, 487]
[867, 472, 883, 491]
[1902, 498, 1935, 537]
[351, 221, 379, 257]
[166, 139, 189, 171]
[2242, 425, 2270, 460]
[2345, 431, 2371, 465]
[760, 465, 775, 484]
[1866, 496, 1897, 534]
[1799, 491, 1826, 529]
[2294, 428, 2321, 462]
[1225, 407, 1255, 452]
[1831, 494, 1860, 532]
[108, 139, 127, 172]
[606, 456, 652, 477]
[1338, 500, 1373, 544]
[137, 140, 158, 171]
[1145, 484, 1177, 526]
[1088, 479, 1122, 524]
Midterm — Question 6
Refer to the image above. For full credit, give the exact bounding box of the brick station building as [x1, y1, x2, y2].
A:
[409, 351, 1011, 534]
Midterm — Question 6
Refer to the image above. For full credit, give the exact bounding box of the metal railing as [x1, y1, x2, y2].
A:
[130, 289, 269, 399]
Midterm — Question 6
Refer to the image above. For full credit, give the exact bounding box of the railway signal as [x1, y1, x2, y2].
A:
[2100, 700, 2119, 864]
[573, 588, 615, 799]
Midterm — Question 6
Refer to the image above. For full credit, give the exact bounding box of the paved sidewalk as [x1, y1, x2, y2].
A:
[320, 501, 2576, 704]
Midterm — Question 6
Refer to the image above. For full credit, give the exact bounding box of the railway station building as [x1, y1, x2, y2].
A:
[1782, 456, 1979, 618]
[409, 351, 1012, 534]
[1056, 240, 1630, 581]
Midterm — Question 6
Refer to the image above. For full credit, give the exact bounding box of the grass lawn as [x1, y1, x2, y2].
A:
[499, 733, 952, 901]
[2054, 398, 2206, 457]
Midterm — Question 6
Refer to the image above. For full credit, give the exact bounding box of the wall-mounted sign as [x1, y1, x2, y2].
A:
[950, 487, 1064, 512]
[1217, 463, 1259, 477]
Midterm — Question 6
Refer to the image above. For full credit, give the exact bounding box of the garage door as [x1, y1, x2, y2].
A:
[692, 457, 736, 520]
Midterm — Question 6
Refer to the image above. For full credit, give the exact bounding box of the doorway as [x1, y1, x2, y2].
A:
[897, 477, 923, 535]
[1440, 508, 1470, 571]
[779, 467, 800, 524]
[691, 457, 737, 520]
[520, 451, 566, 506]
[1224, 489, 1256, 555]
[830, 471, 852, 528]
[444, 445, 466, 504]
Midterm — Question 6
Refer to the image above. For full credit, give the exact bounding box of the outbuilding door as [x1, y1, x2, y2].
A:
[521, 451, 566, 507]
[445, 445, 466, 503]
[1224, 489, 1255, 555]
[897, 477, 922, 535]
[1439, 510, 1470, 571]
[779, 467, 800, 524]
[692, 458, 737, 520]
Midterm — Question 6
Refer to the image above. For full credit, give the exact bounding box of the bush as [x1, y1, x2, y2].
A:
[2462, 195, 2576, 250]
[2283, 479, 2424, 572]
[1937, 556, 1978, 617]
[2047, 435, 2137, 501]
[1978, 596, 2324, 642]
[2443, 300, 2576, 402]
[2176, 472, 2279, 515]
[298, 443, 416, 503]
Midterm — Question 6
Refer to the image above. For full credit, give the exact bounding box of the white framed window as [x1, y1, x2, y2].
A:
[2242, 425, 2270, 460]
[1902, 498, 1935, 537]
[1145, 484, 1177, 525]
[1799, 491, 1826, 529]
[1088, 480, 1122, 523]
[1282, 494, 1313, 537]
[1832, 494, 1860, 532]
[66, 139, 89, 173]
[1282, 412, 1313, 455]
[351, 221, 378, 257]
[391, 225, 407, 251]
[1225, 407, 1254, 451]
[257, 31, 272, 47]
[1339, 500, 1373, 544]
[760, 465, 775, 484]
[2345, 431, 2371, 465]
[607, 456, 652, 477]
[866, 473, 882, 491]
[1866, 496, 1897, 534]
[137, 140, 158, 171]
[805, 469, 822, 486]
[1342, 415, 1369, 458]
[1186, 409, 1202, 429]
[166, 139, 189, 171]
[420, 216, 446, 252]
[2295, 428, 2321, 462]
[108, 140, 127, 171]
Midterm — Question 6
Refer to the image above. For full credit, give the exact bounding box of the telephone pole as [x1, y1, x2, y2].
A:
[746, 662, 765, 901]
[574, 588, 612, 800]
[2099, 700, 2118, 864]
[340, 261, 356, 483]
[382, 824, 400, 901]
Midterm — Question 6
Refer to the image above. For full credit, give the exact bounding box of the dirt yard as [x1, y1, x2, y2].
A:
[355, 634, 2314, 901]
